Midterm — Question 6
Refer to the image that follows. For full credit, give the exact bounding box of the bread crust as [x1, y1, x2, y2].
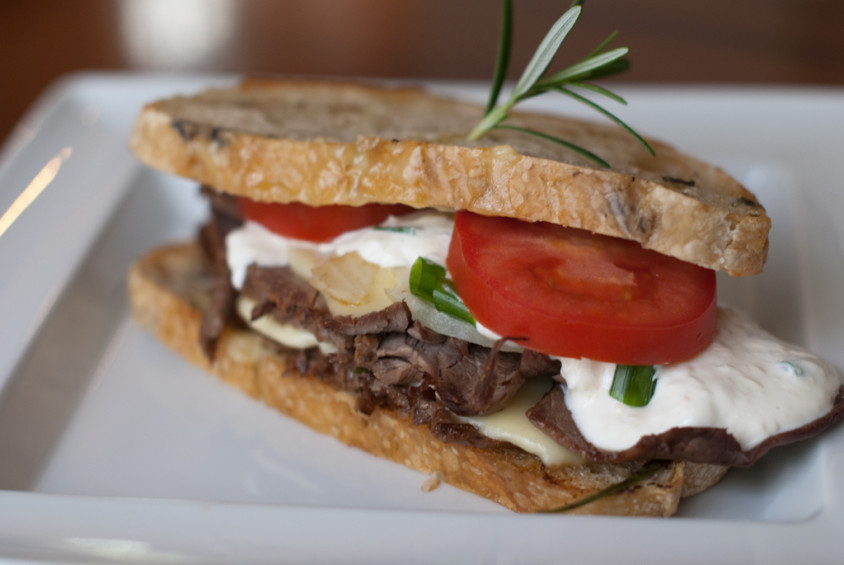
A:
[130, 79, 769, 276]
[128, 241, 728, 515]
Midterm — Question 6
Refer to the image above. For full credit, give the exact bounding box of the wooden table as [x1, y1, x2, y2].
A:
[2, 0, 842, 146]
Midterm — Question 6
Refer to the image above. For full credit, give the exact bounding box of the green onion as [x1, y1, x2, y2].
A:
[610, 364, 657, 407]
[409, 257, 475, 325]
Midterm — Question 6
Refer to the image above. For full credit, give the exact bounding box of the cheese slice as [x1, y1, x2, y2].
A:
[460, 377, 584, 466]
[236, 296, 337, 355]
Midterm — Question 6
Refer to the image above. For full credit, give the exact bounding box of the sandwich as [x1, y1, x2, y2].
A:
[127, 78, 844, 516]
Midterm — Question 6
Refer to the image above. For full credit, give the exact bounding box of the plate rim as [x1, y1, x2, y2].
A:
[0, 72, 843, 563]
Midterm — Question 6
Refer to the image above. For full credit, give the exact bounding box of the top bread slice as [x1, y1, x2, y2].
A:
[129, 78, 770, 276]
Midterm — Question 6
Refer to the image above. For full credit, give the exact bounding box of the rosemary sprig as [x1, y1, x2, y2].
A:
[468, 0, 655, 167]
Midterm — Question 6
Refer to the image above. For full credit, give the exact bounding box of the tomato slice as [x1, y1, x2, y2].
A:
[238, 199, 415, 242]
[446, 211, 717, 364]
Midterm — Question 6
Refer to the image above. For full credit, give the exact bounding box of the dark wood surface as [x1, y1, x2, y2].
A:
[2, 0, 842, 146]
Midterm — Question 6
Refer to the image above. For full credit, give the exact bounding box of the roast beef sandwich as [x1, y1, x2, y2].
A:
[127, 79, 844, 515]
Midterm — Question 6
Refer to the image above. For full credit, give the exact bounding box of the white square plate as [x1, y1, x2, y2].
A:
[0, 74, 842, 563]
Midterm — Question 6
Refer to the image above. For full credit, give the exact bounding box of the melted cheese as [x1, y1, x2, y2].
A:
[460, 377, 584, 466]
[236, 296, 337, 355]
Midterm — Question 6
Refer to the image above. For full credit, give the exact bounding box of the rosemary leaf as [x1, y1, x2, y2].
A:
[536, 47, 629, 87]
[494, 124, 610, 168]
[486, 0, 513, 114]
[567, 81, 627, 105]
[554, 86, 656, 155]
[510, 5, 581, 102]
[585, 29, 620, 60]
[577, 56, 630, 81]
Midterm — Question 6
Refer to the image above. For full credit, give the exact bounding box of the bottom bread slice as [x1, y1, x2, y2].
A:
[127, 241, 728, 515]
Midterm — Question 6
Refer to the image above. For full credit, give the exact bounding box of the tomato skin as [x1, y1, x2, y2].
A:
[237, 199, 415, 242]
[446, 212, 717, 365]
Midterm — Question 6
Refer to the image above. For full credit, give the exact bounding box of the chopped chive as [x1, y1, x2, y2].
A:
[373, 226, 416, 234]
[610, 364, 657, 407]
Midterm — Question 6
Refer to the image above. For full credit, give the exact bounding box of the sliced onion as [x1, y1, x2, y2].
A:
[398, 290, 523, 352]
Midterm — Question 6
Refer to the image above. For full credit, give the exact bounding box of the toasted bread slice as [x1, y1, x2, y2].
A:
[130, 79, 769, 276]
[128, 241, 728, 515]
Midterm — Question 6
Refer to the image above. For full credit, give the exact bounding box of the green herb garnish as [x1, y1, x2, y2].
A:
[546, 460, 667, 513]
[469, 0, 655, 167]
[409, 257, 475, 325]
[373, 226, 417, 235]
[610, 364, 657, 407]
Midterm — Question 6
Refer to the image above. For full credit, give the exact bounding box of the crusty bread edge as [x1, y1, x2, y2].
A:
[128, 81, 770, 276]
[127, 241, 727, 515]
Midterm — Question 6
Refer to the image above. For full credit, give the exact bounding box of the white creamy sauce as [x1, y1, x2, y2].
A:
[225, 210, 454, 290]
[330, 212, 454, 268]
[224, 210, 843, 463]
[560, 309, 842, 452]
[474, 320, 523, 351]
[226, 220, 295, 288]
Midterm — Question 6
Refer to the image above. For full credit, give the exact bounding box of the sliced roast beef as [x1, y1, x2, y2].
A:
[325, 301, 413, 336]
[423, 336, 559, 417]
[197, 192, 243, 358]
[240, 264, 347, 349]
[233, 256, 558, 416]
[198, 271, 237, 359]
[363, 332, 435, 386]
